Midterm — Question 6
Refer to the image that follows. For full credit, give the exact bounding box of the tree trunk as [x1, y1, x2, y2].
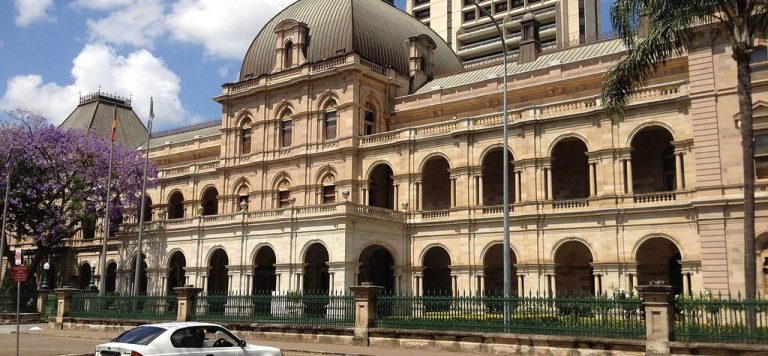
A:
[733, 42, 756, 331]
[734, 44, 756, 299]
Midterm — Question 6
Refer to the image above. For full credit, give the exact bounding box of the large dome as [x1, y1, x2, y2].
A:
[239, 0, 463, 81]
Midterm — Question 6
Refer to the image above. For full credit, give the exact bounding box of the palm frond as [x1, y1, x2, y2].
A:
[603, 0, 716, 117]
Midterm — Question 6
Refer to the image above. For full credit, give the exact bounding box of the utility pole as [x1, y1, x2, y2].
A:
[133, 98, 154, 296]
[0, 147, 13, 284]
[99, 105, 118, 295]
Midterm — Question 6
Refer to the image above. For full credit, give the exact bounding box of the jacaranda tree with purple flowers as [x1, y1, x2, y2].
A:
[0, 109, 156, 287]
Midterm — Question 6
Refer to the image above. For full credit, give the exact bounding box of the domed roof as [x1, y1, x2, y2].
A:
[239, 0, 463, 81]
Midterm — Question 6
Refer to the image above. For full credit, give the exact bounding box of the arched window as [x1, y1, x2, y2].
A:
[277, 179, 291, 208]
[168, 191, 185, 219]
[82, 217, 96, 240]
[321, 174, 336, 204]
[201, 187, 219, 216]
[142, 195, 153, 222]
[324, 101, 338, 140]
[363, 103, 377, 136]
[237, 185, 249, 211]
[284, 41, 294, 69]
[280, 110, 293, 147]
[241, 119, 252, 155]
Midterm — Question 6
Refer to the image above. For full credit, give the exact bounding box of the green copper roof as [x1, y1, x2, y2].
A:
[411, 39, 627, 95]
[239, 0, 463, 81]
[60, 94, 148, 148]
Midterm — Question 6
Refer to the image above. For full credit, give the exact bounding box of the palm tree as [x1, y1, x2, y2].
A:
[602, 0, 768, 300]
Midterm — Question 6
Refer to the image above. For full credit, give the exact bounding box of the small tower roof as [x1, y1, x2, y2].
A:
[60, 92, 148, 148]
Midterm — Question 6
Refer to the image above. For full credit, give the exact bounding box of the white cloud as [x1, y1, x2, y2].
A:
[85, 0, 165, 48]
[0, 44, 187, 128]
[167, 0, 294, 59]
[73, 0, 135, 11]
[14, 0, 55, 27]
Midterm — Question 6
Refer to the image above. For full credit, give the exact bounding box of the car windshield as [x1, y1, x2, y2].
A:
[112, 326, 166, 345]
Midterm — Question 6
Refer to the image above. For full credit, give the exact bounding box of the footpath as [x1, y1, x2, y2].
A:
[16, 326, 469, 356]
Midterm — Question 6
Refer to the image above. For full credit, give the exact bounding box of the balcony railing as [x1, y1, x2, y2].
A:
[633, 191, 677, 204]
[553, 198, 589, 210]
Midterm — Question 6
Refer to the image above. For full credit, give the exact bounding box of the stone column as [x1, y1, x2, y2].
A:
[675, 152, 684, 190]
[589, 162, 596, 197]
[476, 273, 485, 297]
[450, 178, 456, 207]
[477, 175, 484, 205]
[174, 286, 203, 322]
[545, 168, 553, 200]
[416, 181, 422, 210]
[636, 284, 677, 355]
[349, 284, 385, 346]
[517, 275, 524, 297]
[514, 170, 523, 203]
[36, 289, 50, 316]
[54, 287, 79, 324]
[625, 159, 634, 194]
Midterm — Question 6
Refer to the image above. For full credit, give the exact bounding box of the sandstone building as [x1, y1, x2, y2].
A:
[49, 0, 768, 298]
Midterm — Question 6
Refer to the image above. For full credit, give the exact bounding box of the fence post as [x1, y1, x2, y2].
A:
[174, 286, 202, 322]
[636, 284, 677, 356]
[53, 287, 78, 325]
[349, 283, 384, 346]
[36, 289, 49, 317]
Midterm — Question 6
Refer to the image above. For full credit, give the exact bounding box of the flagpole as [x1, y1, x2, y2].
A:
[99, 105, 118, 295]
[133, 98, 153, 296]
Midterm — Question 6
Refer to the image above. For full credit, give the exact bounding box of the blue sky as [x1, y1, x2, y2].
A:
[0, 0, 611, 131]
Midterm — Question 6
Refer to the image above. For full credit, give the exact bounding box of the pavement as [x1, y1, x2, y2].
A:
[0, 323, 471, 356]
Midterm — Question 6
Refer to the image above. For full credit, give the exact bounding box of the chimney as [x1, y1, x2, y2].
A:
[518, 12, 541, 65]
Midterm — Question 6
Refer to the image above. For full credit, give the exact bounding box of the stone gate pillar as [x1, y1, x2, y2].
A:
[349, 283, 384, 346]
[636, 284, 677, 356]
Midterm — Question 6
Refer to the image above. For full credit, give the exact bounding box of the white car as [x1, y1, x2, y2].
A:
[95, 322, 283, 356]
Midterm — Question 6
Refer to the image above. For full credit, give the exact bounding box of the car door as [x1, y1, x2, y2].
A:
[167, 327, 203, 356]
[198, 326, 244, 356]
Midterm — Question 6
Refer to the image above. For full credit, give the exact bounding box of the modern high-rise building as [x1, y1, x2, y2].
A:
[406, 0, 601, 63]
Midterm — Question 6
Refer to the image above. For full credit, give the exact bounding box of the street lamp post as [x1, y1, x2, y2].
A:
[473, 1, 512, 323]
[0, 147, 13, 284]
[89, 261, 97, 290]
[41, 262, 50, 290]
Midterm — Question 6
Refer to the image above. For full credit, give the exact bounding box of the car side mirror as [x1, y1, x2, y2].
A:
[238, 339, 247, 347]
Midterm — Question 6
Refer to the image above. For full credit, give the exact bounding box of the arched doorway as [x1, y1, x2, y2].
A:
[129, 254, 148, 295]
[78, 263, 92, 290]
[253, 247, 277, 294]
[554, 241, 594, 297]
[631, 127, 676, 192]
[168, 191, 184, 219]
[303, 244, 330, 293]
[422, 247, 451, 296]
[483, 244, 517, 296]
[636, 237, 683, 291]
[422, 157, 451, 210]
[105, 262, 117, 293]
[359, 245, 395, 293]
[208, 249, 229, 294]
[369, 164, 394, 209]
[482, 148, 515, 206]
[551, 138, 589, 200]
[167, 252, 187, 294]
[201, 187, 219, 216]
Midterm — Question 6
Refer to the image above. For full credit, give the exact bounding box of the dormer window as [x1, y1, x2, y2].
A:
[284, 41, 294, 69]
[324, 100, 338, 140]
[272, 19, 309, 73]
